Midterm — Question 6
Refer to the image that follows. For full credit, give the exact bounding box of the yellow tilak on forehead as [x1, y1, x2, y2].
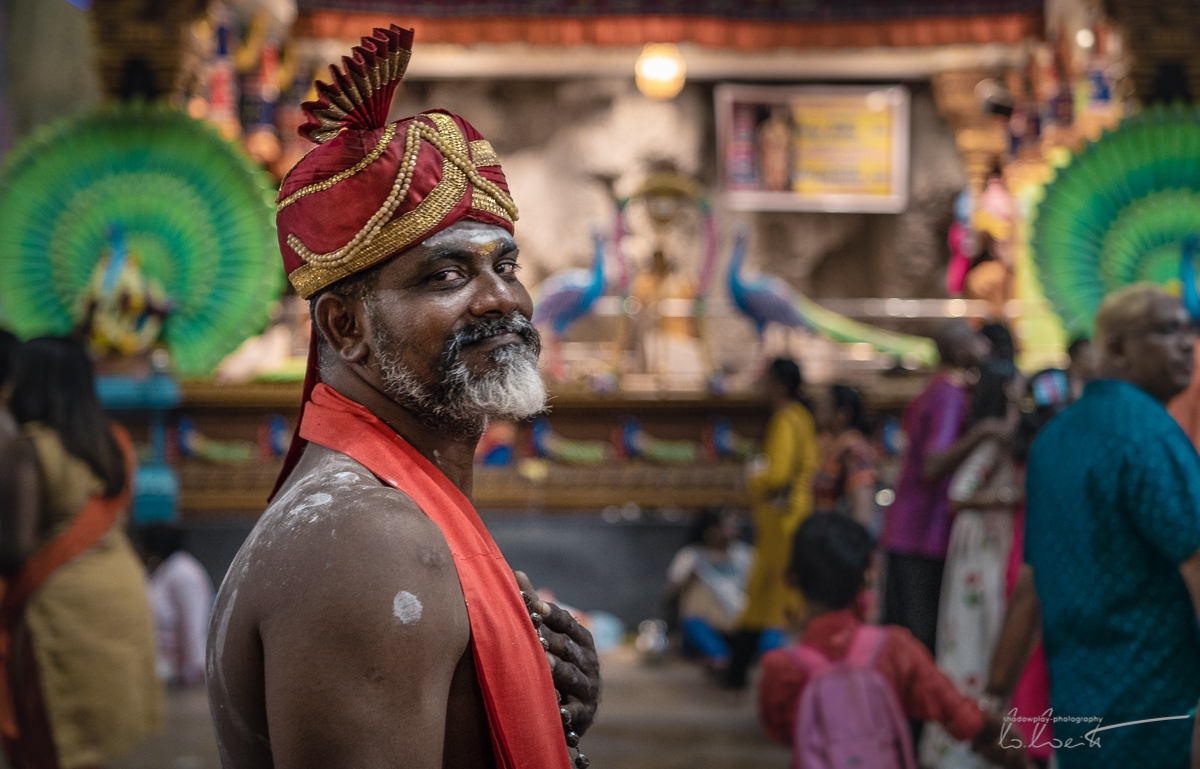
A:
[286, 113, 519, 298]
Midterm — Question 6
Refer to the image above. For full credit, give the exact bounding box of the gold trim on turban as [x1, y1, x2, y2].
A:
[469, 139, 500, 168]
[276, 123, 399, 212]
[472, 188, 514, 223]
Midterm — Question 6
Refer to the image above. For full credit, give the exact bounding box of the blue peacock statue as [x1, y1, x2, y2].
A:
[0, 101, 282, 377]
[727, 226, 809, 335]
[532, 230, 606, 378]
[1032, 103, 1200, 335]
[533, 231, 607, 334]
[727, 226, 937, 367]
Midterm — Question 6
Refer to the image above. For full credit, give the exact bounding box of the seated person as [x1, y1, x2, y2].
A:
[757, 513, 1026, 769]
[140, 524, 214, 686]
[664, 507, 754, 673]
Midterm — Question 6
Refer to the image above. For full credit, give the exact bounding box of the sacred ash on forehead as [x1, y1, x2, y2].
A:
[271, 25, 521, 499]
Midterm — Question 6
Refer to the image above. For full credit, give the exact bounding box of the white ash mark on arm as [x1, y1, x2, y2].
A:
[392, 590, 423, 625]
[291, 492, 333, 521]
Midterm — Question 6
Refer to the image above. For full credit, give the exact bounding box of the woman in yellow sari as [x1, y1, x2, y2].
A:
[725, 358, 818, 688]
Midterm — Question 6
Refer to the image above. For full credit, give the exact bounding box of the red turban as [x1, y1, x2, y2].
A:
[273, 25, 519, 496]
[277, 26, 517, 298]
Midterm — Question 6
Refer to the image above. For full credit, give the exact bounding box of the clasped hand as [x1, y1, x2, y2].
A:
[514, 571, 601, 735]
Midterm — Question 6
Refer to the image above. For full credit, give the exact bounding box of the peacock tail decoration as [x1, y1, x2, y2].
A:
[1032, 102, 1200, 335]
[790, 294, 938, 368]
[0, 101, 282, 377]
[726, 226, 937, 368]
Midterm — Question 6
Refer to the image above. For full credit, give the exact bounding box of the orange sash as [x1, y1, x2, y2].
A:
[300, 384, 570, 769]
[0, 425, 135, 740]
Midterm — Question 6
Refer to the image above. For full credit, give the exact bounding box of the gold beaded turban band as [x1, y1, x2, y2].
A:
[276, 25, 518, 299]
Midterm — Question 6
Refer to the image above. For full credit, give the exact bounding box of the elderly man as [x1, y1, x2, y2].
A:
[206, 27, 597, 769]
[1023, 284, 1200, 768]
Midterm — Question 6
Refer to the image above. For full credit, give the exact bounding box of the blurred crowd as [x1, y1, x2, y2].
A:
[1, 281, 1199, 769]
[663, 282, 1200, 769]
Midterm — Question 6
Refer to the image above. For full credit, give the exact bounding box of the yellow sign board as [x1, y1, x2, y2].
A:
[716, 85, 910, 213]
[791, 94, 895, 197]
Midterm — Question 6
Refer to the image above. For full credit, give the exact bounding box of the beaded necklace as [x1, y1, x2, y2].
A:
[523, 591, 591, 769]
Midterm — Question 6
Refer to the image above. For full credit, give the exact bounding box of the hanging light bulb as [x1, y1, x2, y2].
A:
[635, 43, 686, 100]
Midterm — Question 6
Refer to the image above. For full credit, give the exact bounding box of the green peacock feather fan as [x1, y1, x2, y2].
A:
[0, 101, 282, 377]
[1032, 102, 1200, 335]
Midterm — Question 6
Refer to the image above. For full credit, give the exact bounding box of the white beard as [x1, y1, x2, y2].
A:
[444, 343, 547, 421]
[371, 308, 547, 432]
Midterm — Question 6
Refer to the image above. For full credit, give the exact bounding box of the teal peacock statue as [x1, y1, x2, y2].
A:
[0, 101, 282, 377]
[1032, 102, 1200, 335]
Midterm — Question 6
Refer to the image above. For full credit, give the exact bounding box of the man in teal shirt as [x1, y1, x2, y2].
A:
[1025, 284, 1200, 768]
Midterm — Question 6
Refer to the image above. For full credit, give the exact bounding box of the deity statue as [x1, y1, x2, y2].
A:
[75, 226, 173, 365]
[616, 169, 715, 389]
[756, 106, 792, 192]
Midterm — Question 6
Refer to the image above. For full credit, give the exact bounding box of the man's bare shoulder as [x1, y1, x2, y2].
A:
[207, 444, 473, 769]
[219, 443, 459, 623]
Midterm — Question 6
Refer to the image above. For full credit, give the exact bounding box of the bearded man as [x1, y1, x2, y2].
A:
[206, 27, 598, 769]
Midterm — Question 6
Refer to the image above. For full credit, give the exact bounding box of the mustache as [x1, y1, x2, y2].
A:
[441, 312, 541, 365]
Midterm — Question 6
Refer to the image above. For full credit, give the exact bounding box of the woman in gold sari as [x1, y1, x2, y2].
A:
[0, 337, 161, 769]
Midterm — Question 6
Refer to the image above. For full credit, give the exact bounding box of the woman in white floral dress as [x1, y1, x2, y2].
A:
[921, 366, 1023, 768]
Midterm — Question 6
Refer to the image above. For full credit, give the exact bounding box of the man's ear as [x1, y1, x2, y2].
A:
[1102, 333, 1126, 374]
[313, 293, 371, 364]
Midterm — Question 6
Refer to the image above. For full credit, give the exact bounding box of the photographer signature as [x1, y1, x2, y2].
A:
[998, 708, 1195, 750]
